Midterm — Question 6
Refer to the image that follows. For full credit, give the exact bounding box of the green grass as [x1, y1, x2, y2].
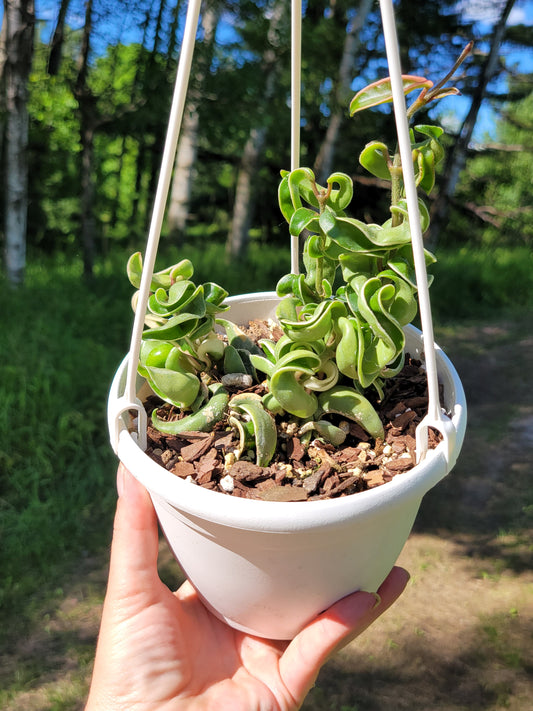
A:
[430, 246, 533, 321]
[0, 255, 133, 636]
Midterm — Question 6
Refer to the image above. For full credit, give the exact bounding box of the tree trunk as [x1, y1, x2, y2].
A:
[47, 0, 71, 75]
[0, 9, 7, 167]
[129, 7, 153, 236]
[168, 0, 219, 239]
[167, 105, 201, 237]
[313, 0, 373, 183]
[226, 125, 268, 260]
[2, 0, 35, 286]
[225, 0, 286, 261]
[73, 0, 97, 279]
[0, 12, 6, 80]
[145, 0, 171, 225]
[429, 0, 516, 247]
[165, 0, 181, 71]
[79, 117, 96, 274]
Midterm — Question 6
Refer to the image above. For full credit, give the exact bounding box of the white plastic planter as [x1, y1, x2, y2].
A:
[108, 292, 467, 640]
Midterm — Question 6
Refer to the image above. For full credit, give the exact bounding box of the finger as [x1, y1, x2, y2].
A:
[279, 566, 409, 703]
[106, 464, 161, 603]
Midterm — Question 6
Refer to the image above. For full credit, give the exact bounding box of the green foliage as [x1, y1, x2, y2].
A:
[16, 1, 529, 269]
[128, 251, 231, 409]
[431, 246, 533, 320]
[27, 57, 81, 251]
[271, 166, 424, 424]
[454, 84, 533, 248]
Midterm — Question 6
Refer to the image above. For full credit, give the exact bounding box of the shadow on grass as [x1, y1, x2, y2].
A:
[413, 312, 533, 577]
[305, 611, 533, 710]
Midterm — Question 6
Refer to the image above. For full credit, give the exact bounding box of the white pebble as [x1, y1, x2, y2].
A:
[220, 474, 235, 493]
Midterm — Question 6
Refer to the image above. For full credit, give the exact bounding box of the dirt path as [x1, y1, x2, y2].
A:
[304, 315, 533, 710]
[2, 315, 532, 711]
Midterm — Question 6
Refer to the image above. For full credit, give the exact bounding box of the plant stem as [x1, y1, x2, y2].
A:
[426, 41, 473, 102]
[406, 42, 474, 121]
[390, 150, 403, 226]
[312, 180, 332, 297]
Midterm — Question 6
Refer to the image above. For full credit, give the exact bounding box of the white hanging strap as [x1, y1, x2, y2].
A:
[379, 0, 456, 465]
[290, 0, 302, 274]
[111, 0, 203, 454]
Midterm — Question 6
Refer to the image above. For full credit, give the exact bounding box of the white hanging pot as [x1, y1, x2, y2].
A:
[108, 291, 467, 640]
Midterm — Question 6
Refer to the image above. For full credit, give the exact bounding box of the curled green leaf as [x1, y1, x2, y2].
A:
[148, 282, 206, 318]
[299, 419, 347, 446]
[142, 312, 202, 341]
[336, 316, 359, 379]
[279, 299, 346, 342]
[230, 393, 278, 467]
[302, 359, 339, 392]
[289, 207, 320, 236]
[271, 369, 318, 419]
[144, 365, 200, 409]
[151, 383, 229, 434]
[325, 172, 353, 211]
[318, 386, 384, 440]
[359, 141, 391, 180]
[127, 252, 194, 291]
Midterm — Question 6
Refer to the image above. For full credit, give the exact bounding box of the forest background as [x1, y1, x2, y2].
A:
[1, 0, 533, 709]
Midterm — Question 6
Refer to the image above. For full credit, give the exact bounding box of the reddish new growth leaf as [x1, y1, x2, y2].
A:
[350, 75, 433, 115]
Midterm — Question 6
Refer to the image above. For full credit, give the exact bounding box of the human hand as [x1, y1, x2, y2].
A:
[85, 464, 409, 711]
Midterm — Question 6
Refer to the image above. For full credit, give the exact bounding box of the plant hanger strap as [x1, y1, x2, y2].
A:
[291, 0, 302, 274]
[378, 0, 457, 466]
[112, 0, 203, 454]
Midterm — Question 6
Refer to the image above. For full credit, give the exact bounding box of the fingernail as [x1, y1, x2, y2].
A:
[359, 590, 382, 610]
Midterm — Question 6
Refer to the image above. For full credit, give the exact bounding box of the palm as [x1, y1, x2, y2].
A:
[125, 579, 298, 710]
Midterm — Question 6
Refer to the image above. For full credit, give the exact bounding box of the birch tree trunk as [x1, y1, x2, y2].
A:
[2, 0, 35, 286]
[225, 0, 286, 261]
[225, 125, 268, 259]
[313, 0, 373, 183]
[167, 0, 219, 239]
[429, 0, 516, 247]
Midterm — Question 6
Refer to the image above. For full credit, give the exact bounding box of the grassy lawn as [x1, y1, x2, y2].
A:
[1, 246, 532, 709]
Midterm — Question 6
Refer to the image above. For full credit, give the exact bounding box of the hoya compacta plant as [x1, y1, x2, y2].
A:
[127, 50, 469, 474]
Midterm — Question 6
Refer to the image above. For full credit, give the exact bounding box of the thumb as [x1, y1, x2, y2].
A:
[105, 464, 162, 606]
[280, 566, 410, 703]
